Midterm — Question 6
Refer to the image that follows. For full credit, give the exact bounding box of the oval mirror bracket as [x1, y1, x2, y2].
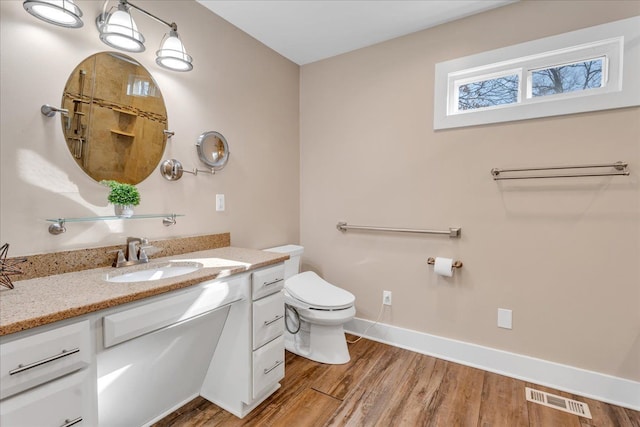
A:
[41, 104, 71, 129]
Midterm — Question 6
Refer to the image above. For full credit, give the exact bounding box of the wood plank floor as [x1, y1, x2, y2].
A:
[154, 336, 640, 427]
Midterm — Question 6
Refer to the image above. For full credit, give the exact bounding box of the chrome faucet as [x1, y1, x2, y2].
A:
[112, 237, 151, 267]
[126, 237, 142, 262]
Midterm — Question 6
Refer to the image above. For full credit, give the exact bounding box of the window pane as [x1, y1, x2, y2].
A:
[530, 58, 603, 97]
[457, 74, 519, 111]
[127, 75, 158, 97]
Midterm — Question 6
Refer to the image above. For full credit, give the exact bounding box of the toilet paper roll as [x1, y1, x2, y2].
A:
[434, 257, 454, 277]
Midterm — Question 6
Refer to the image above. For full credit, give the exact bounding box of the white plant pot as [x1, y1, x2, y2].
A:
[114, 204, 134, 218]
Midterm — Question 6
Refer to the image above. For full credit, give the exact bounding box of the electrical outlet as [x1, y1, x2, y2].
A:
[498, 308, 512, 329]
[383, 290, 392, 306]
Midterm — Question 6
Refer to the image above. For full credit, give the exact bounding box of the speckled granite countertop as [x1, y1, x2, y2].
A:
[0, 246, 288, 336]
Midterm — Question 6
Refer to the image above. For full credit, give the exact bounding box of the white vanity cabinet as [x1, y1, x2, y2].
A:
[200, 263, 285, 418]
[0, 257, 286, 426]
[97, 272, 249, 427]
[0, 319, 96, 426]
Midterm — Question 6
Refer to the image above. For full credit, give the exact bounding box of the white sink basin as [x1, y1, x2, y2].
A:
[105, 262, 203, 283]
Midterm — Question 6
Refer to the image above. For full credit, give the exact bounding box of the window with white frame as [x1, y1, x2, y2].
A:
[433, 16, 639, 130]
[127, 75, 158, 97]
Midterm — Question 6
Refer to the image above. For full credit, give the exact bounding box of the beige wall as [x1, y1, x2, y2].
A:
[2, 0, 638, 384]
[0, 0, 299, 256]
[300, 1, 640, 381]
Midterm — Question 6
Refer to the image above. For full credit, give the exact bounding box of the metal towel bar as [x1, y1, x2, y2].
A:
[491, 161, 629, 180]
[337, 222, 461, 238]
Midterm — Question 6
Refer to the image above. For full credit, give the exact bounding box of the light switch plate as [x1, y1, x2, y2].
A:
[216, 194, 225, 212]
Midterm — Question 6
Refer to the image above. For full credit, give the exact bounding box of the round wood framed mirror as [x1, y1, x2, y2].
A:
[61, 52, 168, 184]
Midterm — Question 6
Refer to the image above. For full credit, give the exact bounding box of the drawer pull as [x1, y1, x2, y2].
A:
[263, 360, 284, 375]
[263, 278, 282, 287]
[263, 315, 284, 326]
[9, 348, 80, 375]
[61, 417, 83, 427]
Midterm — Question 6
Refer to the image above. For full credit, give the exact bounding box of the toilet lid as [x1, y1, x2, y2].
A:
[285, 271, 355, 309]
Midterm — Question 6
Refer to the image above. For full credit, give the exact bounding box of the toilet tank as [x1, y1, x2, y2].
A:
[263, 245, 304, 280]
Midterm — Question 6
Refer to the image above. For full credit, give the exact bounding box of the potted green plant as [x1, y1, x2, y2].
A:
[101, 180, 141, 218]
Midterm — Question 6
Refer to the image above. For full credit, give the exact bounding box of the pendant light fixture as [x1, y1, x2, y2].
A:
[156, 28, 193, 72]
[24, 0, 193, 72]
[23, 0, 83, 28]
[97, 1, 144, 52]
[96, 0, 193, 71]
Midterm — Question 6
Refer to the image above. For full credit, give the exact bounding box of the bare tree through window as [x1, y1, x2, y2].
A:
[455, 58, 603, 112]
[531, 58, 603, 97]
[457, 74, 519, 111]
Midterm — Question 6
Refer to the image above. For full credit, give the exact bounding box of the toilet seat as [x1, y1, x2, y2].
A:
[285, 271, 355, 310]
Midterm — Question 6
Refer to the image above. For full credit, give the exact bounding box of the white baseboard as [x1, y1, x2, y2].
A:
[344, 318, 640, 411]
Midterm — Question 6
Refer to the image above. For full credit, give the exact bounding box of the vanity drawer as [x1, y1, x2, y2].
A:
[252, 264, 285, 300]
[0, 370, 89, 427]
[103, 274, 247, 348]
[252, 291, 284, 350]
[252, 335, 284, 399]
[0, 320, 91, 400]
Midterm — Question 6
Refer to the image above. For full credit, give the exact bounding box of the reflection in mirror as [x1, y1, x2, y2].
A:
[196, 131, 229, 171]
[160, 159, 184, 181]
[61, 52, 168, 184]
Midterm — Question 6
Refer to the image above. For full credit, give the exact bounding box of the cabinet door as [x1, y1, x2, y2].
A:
[0, 320, 91, 400]
[252, 335, 284, 399]
[252, 291, 284, 350]
[0, 370, 90, 427]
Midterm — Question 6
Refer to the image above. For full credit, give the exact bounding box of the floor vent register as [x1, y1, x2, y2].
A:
[525, 387, 592, 419]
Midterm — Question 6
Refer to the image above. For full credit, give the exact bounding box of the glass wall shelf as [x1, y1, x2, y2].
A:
[46, 214, 184, 235]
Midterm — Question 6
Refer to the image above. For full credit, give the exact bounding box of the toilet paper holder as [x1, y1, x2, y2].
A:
[427, 257, 463, 269]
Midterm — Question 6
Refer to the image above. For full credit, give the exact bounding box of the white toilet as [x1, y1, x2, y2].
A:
[264, 245, 356, 364]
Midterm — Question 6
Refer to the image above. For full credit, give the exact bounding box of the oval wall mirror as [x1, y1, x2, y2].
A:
[61, 52, 168, 184]
[196, 131, 229, 171]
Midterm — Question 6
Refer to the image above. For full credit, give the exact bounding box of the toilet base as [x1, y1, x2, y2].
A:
[284, 321, 350, 365]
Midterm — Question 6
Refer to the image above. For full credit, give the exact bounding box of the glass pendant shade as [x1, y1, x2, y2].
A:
[23, 0, 83, 28]
[156, 30, 193, 72]
[98, 6, 145, 52]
